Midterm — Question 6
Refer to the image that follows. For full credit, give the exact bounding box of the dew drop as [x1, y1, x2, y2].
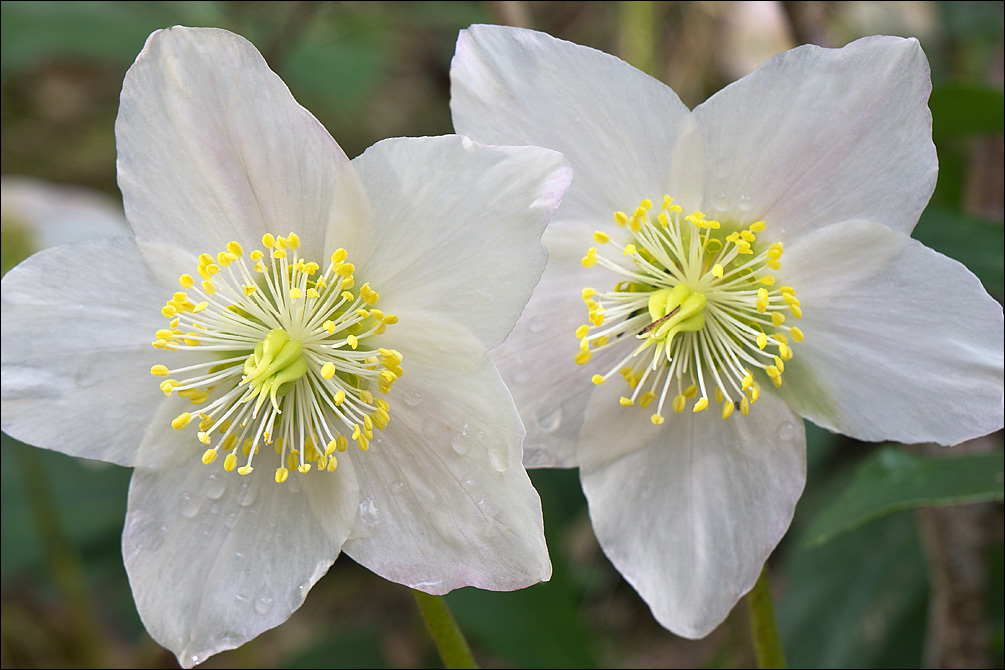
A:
[240, 483, 256, 507]
[535, 406, 562, 433]
[778, 421, 796, 442]
[488, 445, 509, 474]
[392, 480, 405, 492]
[528, 315, 546, 333]
[74, 359, 101, 388]
[357, 499, 380, 531]
[254, 596, 274, 615]
[450, 431, 470, 456]
[224, 513, 238, 529]
[209, 503, 219, 516]
[179, 492, 199, 518]
[738, 194, 753, 211]
[403, 389, 422, 407]
[512, 368, 531, 384]
[206, 473, 225, 500]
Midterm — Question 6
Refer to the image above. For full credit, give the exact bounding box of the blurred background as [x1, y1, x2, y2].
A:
[1, 1, 1002, 668]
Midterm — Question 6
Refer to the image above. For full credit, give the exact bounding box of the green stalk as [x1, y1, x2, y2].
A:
[618, 0, 658, 77]
[412, 589, 478, 669]
[746, 564, 787, 669]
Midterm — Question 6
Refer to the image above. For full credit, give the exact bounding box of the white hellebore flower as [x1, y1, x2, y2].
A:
[450, 25, 1005, 638]
[1, 26, 572, 667]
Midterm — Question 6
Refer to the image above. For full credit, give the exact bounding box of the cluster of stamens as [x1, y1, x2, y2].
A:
[576, 196, 804, 425]
[150, 232, 402, 483]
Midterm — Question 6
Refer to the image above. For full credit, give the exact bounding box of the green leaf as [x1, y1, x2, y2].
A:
[930, 84, 1004, 138]
[913, 206, 1005, 296]
[778, 511, 929, 668]
[804, 446, 1004, 548]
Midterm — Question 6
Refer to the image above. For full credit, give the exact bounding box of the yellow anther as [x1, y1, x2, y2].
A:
[201, 279, 216, 296]
[289, 288, 302, 300]
[178, 274, 195, 289]
[651, 413, 665, 425]
[582, 287, 598, 300]
[673, 394, 686, 413]
[623, 243, 637, 256]
[779, 343, 793, 361]
[338, 263, 355, 277]
[767, 260, 781, 270]
[756, 333, 768, 349]
[272, 249, 287, 259]
[201, 448, 218, 464]
[772, 311, 786, 326]
[574, 351, 592, 365]
[150, 364, 170, 377]
[790, 326, 804, 342]
[750, 221, 766, 232]
[790, 304, 802, 319]
[262, 233, 275, 248]
[321, 362, 336, 379]
[750, 383, 761, 403]
[197, 431, 211, 445]
[759, 276, 775, 286]
[242, 284, 256, 296]
[222, 452, 237, 472]
[619, 396, 634, 407]
[274, 467, 289, 483]
[766, 365, 780, 379]
[582, 247, 598, 268]
[714, 388, 724, 403]
[160, 379, 178, 396]
[639, 391, 656, 408]
[297, 463, 311, 474]
[740, 397, 750, 416]
[346, 334, 358, 350]
[171, 413, 192, 430]
[193, 301, 208, 313]
[614, 211, 629, 226]
[323, 320, 336, 334]
[334, 390, 346, 405]
[742, 373, 753, 390]
[712, 264, 723, 278]
[684, 384, 697, 399]
[693, 397, 709, 412]
[594, 231, 611, 244]
[721, 400, 734, 420]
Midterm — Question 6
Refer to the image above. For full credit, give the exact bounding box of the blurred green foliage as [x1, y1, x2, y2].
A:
[2, 1, 1002, 669]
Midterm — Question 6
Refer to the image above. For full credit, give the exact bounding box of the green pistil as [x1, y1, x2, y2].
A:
[242, 328, 309, 413]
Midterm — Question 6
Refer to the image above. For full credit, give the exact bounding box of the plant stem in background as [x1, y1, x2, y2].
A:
[412, 589, 479, 669]
[746, 564, 787, 669]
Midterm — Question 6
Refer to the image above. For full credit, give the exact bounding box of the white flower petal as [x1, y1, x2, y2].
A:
[577, 384, 805, 638]
[349, 135, 570, 353]
[124, 398, 359, 668]
[342, 357, 551, 594]
[451, 24, 704, 221]
[116, 26, 367, 260]
[1, 238, 192, 466]
[777, 219, 1004, 445]
[491, 219, 621, 468]
[1, 176, 129, 249]
[693, 36, 936, 238]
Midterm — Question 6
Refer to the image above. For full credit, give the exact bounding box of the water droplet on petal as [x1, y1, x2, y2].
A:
[535, 406, 562, 433]
[180, 492, 199, 518]
[778, 421, 796, 442]
[206, 474, 225, 500]
[224, 513, 237, 529]
[528, 316, 546, 333]
[403, 389, 422, 407]
[240, 483, 256, 507]
[738, 194, 753, 211]
[254, 596, 274, 615]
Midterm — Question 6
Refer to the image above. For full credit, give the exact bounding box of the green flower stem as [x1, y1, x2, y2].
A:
[618, 0, 658, 77]
[746, 564, 787, 669]
[411, 589, 478, 669]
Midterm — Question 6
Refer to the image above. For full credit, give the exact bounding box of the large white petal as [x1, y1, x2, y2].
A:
[693, 35, 936, 238]
[124, 396, 359, 668]
[342, 356, 551, 594]
[349, 135, 570, 353]
[1, 238, 192, 466]
[491, 219, 624, 468]
[116, 26, 367, 261]
[577, 384, 805, 638]
[451, 24, 704, 223]
[776, 219, 1004, 445]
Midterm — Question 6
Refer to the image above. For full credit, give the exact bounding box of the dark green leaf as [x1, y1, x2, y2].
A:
[930, 84, 1004, 138]
[778, 511, 929, 668]
[804, 447, 1004, 548]
[913, 206, 1004, 296]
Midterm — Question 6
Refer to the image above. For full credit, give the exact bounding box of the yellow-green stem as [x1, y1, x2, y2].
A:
[746, 564, 787, 669]
[412, 589, 478, 669]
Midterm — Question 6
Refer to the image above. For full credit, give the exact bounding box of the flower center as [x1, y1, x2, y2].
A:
[576, 196, 804, 425]
[150, 232, 402, 483]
